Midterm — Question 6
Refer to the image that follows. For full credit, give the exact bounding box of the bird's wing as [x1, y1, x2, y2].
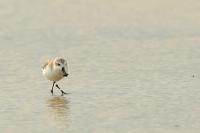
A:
[42, 61, 49, 70]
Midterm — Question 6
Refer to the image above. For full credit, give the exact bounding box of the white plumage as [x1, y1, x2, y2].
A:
[42, 57, 69, 95]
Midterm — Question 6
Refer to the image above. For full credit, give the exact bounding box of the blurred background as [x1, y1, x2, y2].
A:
[0, 0, 200, 133]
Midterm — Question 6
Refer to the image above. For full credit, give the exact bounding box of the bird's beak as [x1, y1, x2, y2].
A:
[62, 67, 68, 77]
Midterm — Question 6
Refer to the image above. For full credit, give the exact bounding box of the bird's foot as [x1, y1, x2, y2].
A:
[61, 90, 69, 96]
[51, 89, 53, 95]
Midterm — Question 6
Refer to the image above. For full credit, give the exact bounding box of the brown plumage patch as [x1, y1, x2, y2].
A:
[57, 58, 65, 64]
[42, 62, 48, 70]
[49, 60, 53, 70]
[42, 60, 53, 70]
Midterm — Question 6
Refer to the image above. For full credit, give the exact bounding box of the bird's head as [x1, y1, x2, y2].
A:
[54, 58, 69, 77]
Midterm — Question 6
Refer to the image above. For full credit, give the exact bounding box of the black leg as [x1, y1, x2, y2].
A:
[51, 81, 56, 95]
[55, 84, 68, 96]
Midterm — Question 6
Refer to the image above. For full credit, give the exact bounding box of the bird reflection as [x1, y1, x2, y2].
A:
[47, 96, 70, 127]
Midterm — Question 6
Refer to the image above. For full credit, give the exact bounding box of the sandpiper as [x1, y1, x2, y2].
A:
[42, 57, 69, 95]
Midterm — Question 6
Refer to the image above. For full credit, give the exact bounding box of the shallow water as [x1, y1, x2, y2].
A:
[0, 0, 200, 133]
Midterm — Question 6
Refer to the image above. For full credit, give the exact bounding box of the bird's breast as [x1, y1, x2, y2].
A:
[43, 67, 63, 81]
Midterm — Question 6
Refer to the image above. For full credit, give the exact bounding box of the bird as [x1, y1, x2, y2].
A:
[42, 57, 69, 96]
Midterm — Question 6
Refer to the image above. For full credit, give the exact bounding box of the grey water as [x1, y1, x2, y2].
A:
[0, 0, 200, 133]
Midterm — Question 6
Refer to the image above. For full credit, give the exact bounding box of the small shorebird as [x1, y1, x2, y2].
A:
[42, 57, 69, 95]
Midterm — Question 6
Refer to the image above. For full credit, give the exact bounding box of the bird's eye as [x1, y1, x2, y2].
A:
[57, 63, 61, 66]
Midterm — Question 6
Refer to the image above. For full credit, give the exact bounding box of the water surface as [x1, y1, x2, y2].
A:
[0, 0, 200, 133]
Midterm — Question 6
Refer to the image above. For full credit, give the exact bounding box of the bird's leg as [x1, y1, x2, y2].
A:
[51, 81, 56, 95]
[55, 84, 68, 96]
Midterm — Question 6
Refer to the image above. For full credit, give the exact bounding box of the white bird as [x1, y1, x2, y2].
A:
[42, 57, 69, 95]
